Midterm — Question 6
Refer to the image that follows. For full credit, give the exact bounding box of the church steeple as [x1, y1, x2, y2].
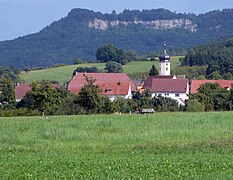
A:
[159, 47, 171, 76]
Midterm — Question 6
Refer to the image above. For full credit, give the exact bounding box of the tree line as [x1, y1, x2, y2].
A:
[73, 44, 136, 74]
[1, 8, 233, 69]
[1, 77, 233, 117]
[181, 38, 233, 80]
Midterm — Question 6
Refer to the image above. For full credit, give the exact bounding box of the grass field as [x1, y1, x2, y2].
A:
[0, 112, 232, 179]
[19, 56, 181, 85]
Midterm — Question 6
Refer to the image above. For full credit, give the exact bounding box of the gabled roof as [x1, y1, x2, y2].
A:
[15, 83, 60, 100]
[98, 81, 130, 96]
[190, 80, 233, 94]
[68, 73, 136, 96]
[15, 84, 31, 100]
[142, 76, 154, 89]
[143, 75, 176, 89]
[143, 77, 188, 93]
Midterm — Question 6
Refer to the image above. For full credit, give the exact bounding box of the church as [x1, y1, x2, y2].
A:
[142, 49, 189, 106]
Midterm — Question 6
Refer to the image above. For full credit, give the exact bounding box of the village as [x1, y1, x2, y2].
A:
[1, 2, 233, 178]
[14, 49, 233, 114]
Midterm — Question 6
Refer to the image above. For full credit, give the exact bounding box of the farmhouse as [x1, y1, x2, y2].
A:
[190, 80, 233, 94]
[15, 83, 60, 102]
[142, 49, 189, 105]
[67, 73, 136, 101]
[143, 78, 189, 105]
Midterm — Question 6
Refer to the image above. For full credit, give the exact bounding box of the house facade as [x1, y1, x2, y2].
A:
[67, 73, 136, 101]
[143, 78, 189, 106]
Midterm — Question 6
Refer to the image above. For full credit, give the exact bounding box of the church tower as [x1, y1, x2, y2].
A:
[159, 49, 171, 76]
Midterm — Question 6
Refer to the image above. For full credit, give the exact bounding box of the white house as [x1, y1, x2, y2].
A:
[143, 77, 189, 105]
[67, 73, 136, 101]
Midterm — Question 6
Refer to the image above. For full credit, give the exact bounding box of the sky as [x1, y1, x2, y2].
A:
[1, 0, 233, 41]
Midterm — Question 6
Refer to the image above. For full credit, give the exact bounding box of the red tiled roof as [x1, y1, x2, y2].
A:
[68, 73, 135, 95]
[15, 84, 31, 100]
[143, 76, 175, 89]
[15, 83, 60, 100]
[154, 75, 175, 79]
[143, 78, 188, 93]
[142, 76, 154, 89]
[98, 81, 130, 95]
[190, 80, 233, 94]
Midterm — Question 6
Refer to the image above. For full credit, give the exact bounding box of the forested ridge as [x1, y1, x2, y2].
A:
[1, 8, 233, 69]
[181, 38, 233, 79]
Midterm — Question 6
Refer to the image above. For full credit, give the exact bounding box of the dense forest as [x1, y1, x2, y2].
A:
[1, 8, 233, 69]
[181, 38, 233, 79]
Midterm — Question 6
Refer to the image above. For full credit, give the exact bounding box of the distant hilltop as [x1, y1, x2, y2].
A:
[1, 8, 233, 69]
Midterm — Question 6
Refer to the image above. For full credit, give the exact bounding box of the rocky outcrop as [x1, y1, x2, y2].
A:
[88, 18, 198, 32]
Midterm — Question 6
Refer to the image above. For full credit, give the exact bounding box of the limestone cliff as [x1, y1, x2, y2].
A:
[88, 18, 197, 32]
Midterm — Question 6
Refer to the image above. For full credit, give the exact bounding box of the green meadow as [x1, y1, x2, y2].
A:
[19, 63, 105, 85]
[19, 56, 181, 85]
[0, 112, 232, 179]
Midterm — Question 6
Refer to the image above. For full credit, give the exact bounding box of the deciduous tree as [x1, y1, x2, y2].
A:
[20, 80, 61, 115]
[96, 44, 130, 65]
[0, 78, 15, 104]
[186, 99, 205, 112]
[149, 65, 159, 76]
[104, 61, 123, 73]
[152, 95, 180, 112]
[75, 76, 101, 114]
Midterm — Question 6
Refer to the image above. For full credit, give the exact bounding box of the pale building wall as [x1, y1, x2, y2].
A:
[160, 61, 170, 76]
[151, 92, 188, 106]
[108, 84, 132, 101]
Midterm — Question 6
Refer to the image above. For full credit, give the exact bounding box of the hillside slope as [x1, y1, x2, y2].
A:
[1, 8, 233, 69]
[19, 57, 181, 85]
[182, 38, 233, 78]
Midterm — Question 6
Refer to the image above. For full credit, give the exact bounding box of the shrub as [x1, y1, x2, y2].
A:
[50, 64, 67, 68]
[185, 99, 205, 112]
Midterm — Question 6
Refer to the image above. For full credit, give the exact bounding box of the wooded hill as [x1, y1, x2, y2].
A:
[181, 38, 233, 79]
[1, 8, 233, 69]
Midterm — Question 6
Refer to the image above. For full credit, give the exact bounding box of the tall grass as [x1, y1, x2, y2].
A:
[0, 112, 232, 178]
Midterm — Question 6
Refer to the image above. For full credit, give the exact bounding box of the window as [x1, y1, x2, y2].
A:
[106, 89, 113, 93]
[166, 67, 168, 71]
[175, 93, 180, 97]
